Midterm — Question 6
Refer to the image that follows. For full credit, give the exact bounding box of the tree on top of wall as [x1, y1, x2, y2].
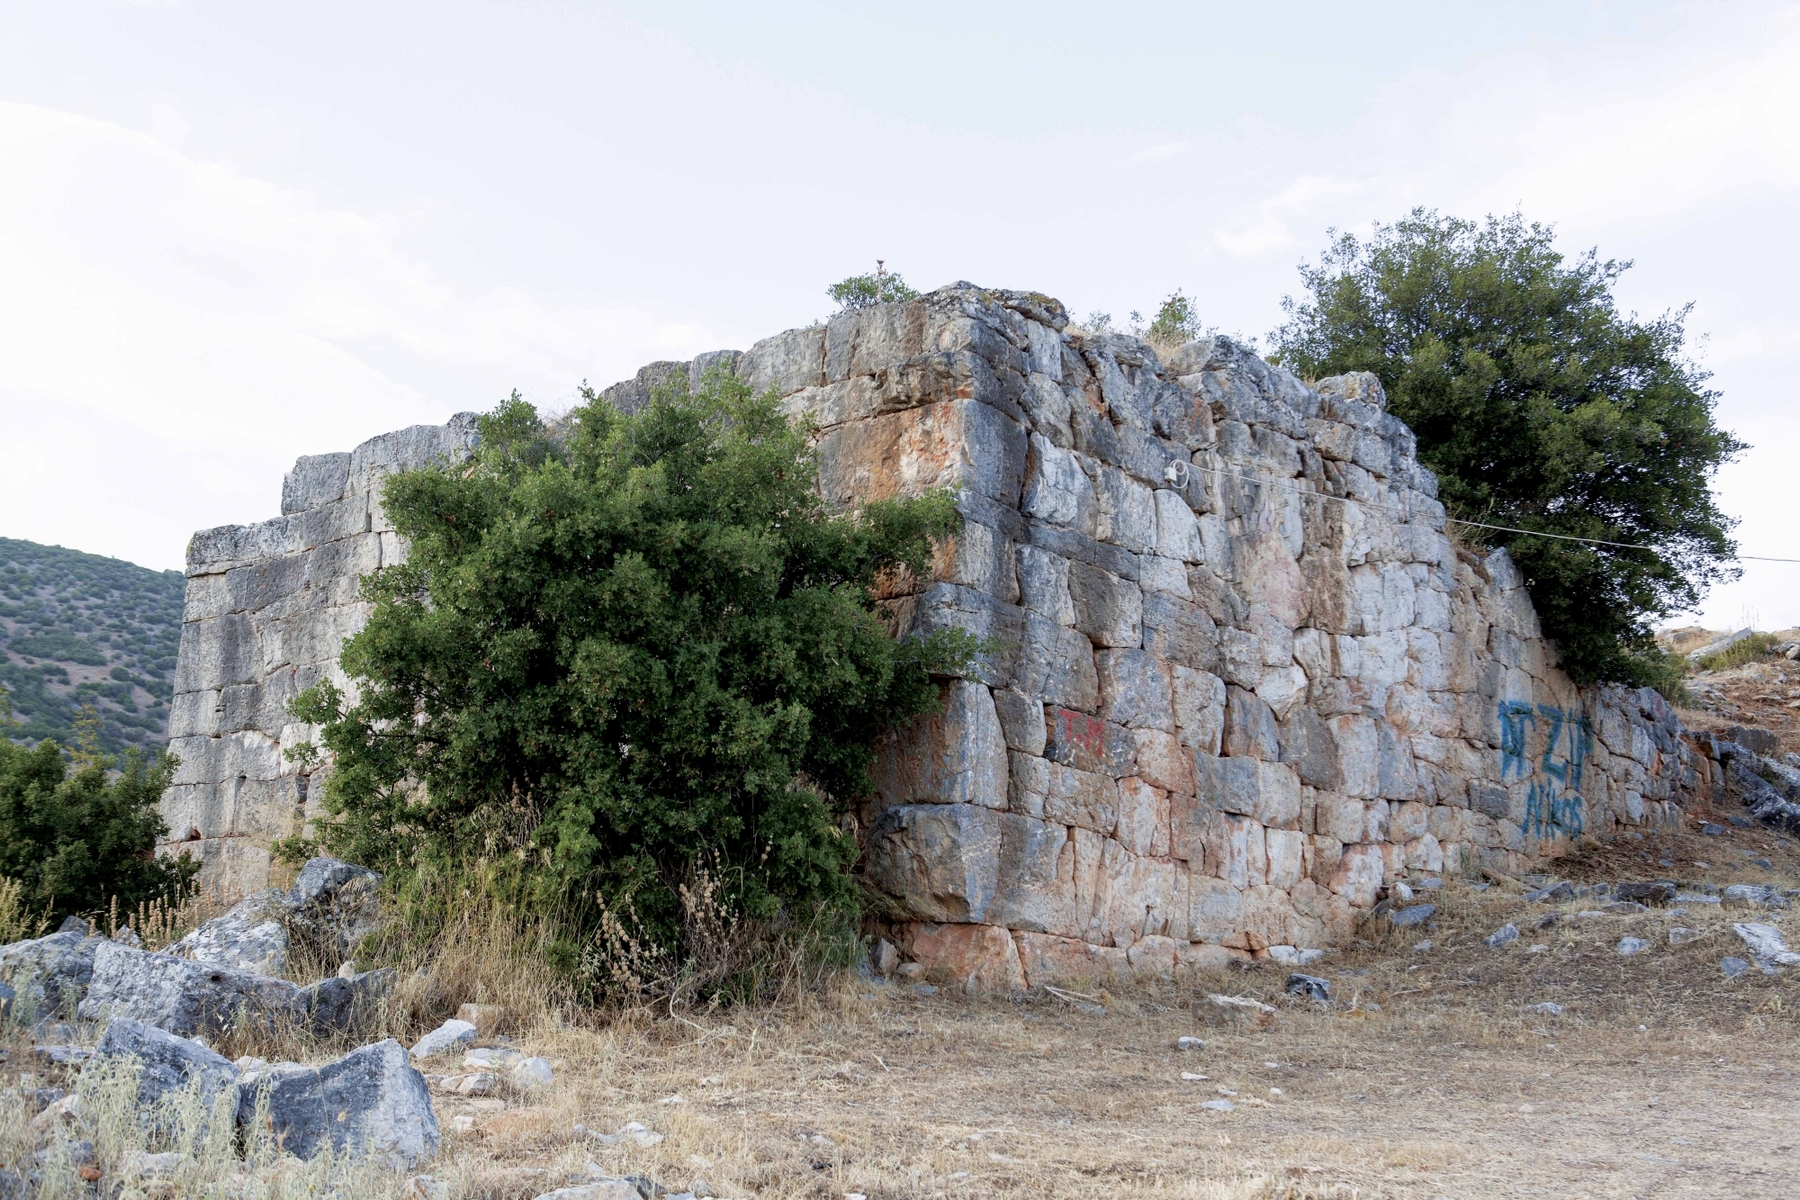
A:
[1270, 209, 1742, 687]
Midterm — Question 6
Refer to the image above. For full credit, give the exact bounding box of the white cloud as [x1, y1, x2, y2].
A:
[1213, 175, 1373, 258]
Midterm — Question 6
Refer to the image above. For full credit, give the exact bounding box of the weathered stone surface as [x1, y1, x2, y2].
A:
[79, 942, 301, 1035]
[0, 929, 100, 1018]
[93, 1018, 240, 1114]
[175, 282, 1720, 987]
[869, 804, 1000, 923]
[172, 892, 289, 975]
[905, 922, 1026, 992]
[874, 680, 1009, 809]
[243, 1039, 438, 1169]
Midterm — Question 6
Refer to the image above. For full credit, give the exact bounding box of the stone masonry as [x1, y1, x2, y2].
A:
[159, 418, 478, 890]
[161, 284, 1715, 988]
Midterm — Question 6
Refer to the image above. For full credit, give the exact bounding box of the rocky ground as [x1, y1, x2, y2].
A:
[4, 819, 1799, 1199]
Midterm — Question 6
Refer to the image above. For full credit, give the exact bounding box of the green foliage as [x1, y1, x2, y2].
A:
[0, 536, 184, 755]
[1271, 210, 1743, 685]
[1696, 631, 1775, 673]
[292, 369, 973, 967]
[1145, 289, 1202, 346]
[0, 736, 198, 922]
[826, 264, 920, 312]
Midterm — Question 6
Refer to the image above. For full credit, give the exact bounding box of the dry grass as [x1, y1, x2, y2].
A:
[9, 825, 1800, 1198]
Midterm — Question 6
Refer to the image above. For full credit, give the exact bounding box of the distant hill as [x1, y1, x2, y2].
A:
[0, 537, 185, 757]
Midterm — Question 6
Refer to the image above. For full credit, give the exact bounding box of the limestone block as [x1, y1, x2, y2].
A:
[872, 680, 1008, 809]
[1329, 843, 1384, 907]
[1006, 752, 1048, 816]
[1038, 710, 1126, 779]
[1256, 664, 1308, 721]
[1362, 800, 1392, 842]
[1235, 531, 1309, 630]
[1195, 752, 1259, 820]
[1279, 706, 1343, 791]
[1254, 760, 1303, 829]
[736, 326, 825, 395]
[1126, 934, 1180, 976]
[1139, 554, 1192, 598]
[906, 922, 1026, 992]
[1021, 434, 1098, 532]
[1189, 874, 1244, 943]
[1405, 833, 1445, 873]
[1092, 844, 1181, 946]
[1096, 649, 1174, 731]
[1016, 613, 1100, 710]
[1068, 561, 1142, 648]
[1153, 489, 1204, 562]
[1391, 801, 1430, 842]
[1223, 686, 1279, 760]
[817, 400, 1024, 508]
[1304, 835, 1345, 890]
[1012, 930, 1131, 987]
[991, 813, 1077, 935]
[1015, 544, 1076, 626]
[1131, 729, 1192, 797]
[1330, 715, 1380, 798]
[1113, 777, 1167, 857]
[993, 690, 1048, 755]
[1142, 592, 1221, 673]
[172, 614, 260, 693]
[1091, 464, 1157, 553]
[937, 521, 1016, 602]
[1042, 762, 1119, 834]
[1378, 723, 1422, 801]
[868, 804, 1000, 923]
[1265, 829, 1305, 889]
[1313, 791, 1364, 845]
[1172, 665, 1226, 755]
[1218, 814, 1267, 889]
[1218, 626, 1264, 690]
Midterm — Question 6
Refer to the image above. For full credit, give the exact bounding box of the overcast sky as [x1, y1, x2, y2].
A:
[3, 1, 1797, 628]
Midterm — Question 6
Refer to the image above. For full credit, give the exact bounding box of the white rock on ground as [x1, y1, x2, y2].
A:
[1617, 937, 1651, 956]
[531, 1181, 641, 1200]
[411, 1019, 478, 1059]
[1733, 922, 1800, 966]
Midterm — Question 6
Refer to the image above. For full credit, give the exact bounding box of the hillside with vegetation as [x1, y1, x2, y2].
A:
[0, 536, 185, 756]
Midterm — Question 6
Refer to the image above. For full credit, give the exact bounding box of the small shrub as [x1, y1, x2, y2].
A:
[826, 263, 920, 312]
[1145, 289, 1202, 346]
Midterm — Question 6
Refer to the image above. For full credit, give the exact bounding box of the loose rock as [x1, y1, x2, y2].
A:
[1526, 1002, 1564, 1016]
[242, 1038, 438, 1169]
[1388, 904, 1436, 929]
[1617, 937, 1651, 956]
[91, 1018, 240, 1116]
[78, 942, 300, 1036]
[1721, 957, 1751, 979]
[1204, 993, 1278, 1029]
[411, 1019, 478, 1060]
[511, 1057, 554, 1089]
[1732, 922, 1800, 967]
[1175, 1036, 1205, 1051]
[1284, 973, 1331, 1002]
[1484, 924, 1520, 949]
[0, 928, 101, 1018]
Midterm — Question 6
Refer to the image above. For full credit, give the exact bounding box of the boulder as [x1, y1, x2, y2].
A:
[1203, 993, 1277, 1029]
[242, 1039, 438, 1170]
[90, 1018, 240, 1115]
[172, 890, 290, 975]
[284, 857, 386, 963]
[1285, 973, 1331, 1002]
[1616, 881, 1677, 906]
[1732, 922, 1800, 968]
[0, 929, 101, 1018]
[297, 968, 394, 1035]
[78, 941, 300, 1036]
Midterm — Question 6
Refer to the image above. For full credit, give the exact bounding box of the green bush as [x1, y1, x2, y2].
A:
[290, 369, 974, 973]
[826, 264, 920, 312]
[1145, 290, 1202, 346]
[1271, 209, 1743, 686]
[0, 733, 198, 923]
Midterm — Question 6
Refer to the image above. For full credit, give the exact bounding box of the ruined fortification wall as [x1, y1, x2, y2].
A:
[161, 286, 1712, 987]
[159, 418, 478, 889]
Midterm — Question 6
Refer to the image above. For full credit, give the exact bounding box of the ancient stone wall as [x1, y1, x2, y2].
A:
[158, 418, 478, 890]
[162, 285, 1714, 984]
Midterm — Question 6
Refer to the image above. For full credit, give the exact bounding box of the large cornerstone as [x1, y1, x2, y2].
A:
[160, 285, 1712, 985]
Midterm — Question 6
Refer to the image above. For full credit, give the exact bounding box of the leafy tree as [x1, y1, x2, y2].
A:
[290, 369, 972, 959]
[826, 262, 920, 312]
[0, 734, 197, 923]
[1271, 209, 1743, 685]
